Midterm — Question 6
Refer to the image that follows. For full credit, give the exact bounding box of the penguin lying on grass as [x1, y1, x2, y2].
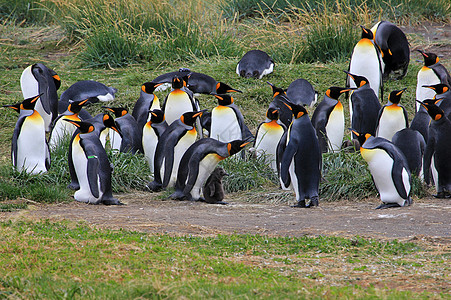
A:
[237, 50, 274, 79]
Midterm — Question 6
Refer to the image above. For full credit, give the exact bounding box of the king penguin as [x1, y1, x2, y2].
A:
[20, 63, 60, 132]
[419, 101, 451, 198]
[311, 87, 352, 153]
[253, 107, 286, 173]
[416, 50, 451, 111]
[375, 88, 408, 141]
[279, 100, 321, 208]
[392, 128, 426, 178]
[132, 82, 163, 131]
[49, 99, 89, 149]
[347, 26, 383, 99]
[267, 82, 292, 128]
[142, 109, 168, 175]
[286, 78, 318, 108]
[147, 111, 203, 192]
[65, 119, 122, 205]
[209, 94, 253, 143]
[10, 94, 50, 174]
[170, 138, 250, 201]
[162, 75, 199, 125]
[371, 21, 410, 79]
[352, 129, 412, 209]
[345, 71, 381, 139]
[236, 50, 274, 79]
[423, 83, 451, 118]
[103, 106, 140, 154]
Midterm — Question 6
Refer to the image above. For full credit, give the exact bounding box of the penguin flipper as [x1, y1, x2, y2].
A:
[87, 156, 100, 199]
[182, 156, 201, 196]
[276, 131, 288, 181]
[45, 141, 51, 171]
[280, 141, 297, 187]
[11, 117, 24, 167]
[162, 145, 176, 188]
[423, 136, 436, 185]
[67, 133, 80, 190]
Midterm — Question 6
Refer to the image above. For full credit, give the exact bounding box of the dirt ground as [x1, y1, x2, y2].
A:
[2, 194, 450, 243]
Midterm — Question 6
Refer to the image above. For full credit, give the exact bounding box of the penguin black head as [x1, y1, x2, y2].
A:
[212, 94, 234, 106]
[267, 82, 286, 98]
[20, 94, 43, 110]
[417, 100, 445, 121]
[216, 82, 242, 94]
[326, 87, 352, 100]
[67, 99, 89, 114]
[282, 100, 308, 119]
[171, 75, 186, 89]
[150, 109, 165, 123]
[423, 83, 450, 95]
[417, 50, 439, 67]
[227, 139, 252, 156]
[102, 106, 128, 118]
[180, 111, 204, 126]
[387, 88, 406, 105]
[102, 113, 122, 135]
[141, 82, 164, 94]
[349, 128, 371, 147]
[266, 107, 279, 120]
[64, 119, 95, 134]
[32, 63, 61, 90]
[360, 26, 374, 39]
[344, 71, 369, 88]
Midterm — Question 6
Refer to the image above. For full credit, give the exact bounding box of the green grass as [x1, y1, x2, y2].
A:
[0, 220, 448, 299]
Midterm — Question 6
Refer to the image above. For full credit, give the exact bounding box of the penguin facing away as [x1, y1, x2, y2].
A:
[311, 87, 351, 153]
[254, 107, 287, 173]
[345, 71, 381, 139]
[375, 88, 408, 141]
[10, 94, 50, 174]
[236, 50, 274, 79]
[419, 101, 451, 198]
[371, 21, 410, 79]
[279, 100, 321, 208]
[347, 26, 383, 99]
[352, 130, 412, 209]
[203, 167, 229, 205]
[132, 82, 163, 130]
[416, 50, 451, 111]
[392, 128, 426, 178]
[103, 106, 141, 154]
[286, 78, 318, 108]
[147, 111, 204, 192]
[142, 109, 168, 174]
[170, 138, 250, 201]
[20, 63, 60, 132]
[65, 119, 123, 205]
[267, 81, 292, 128]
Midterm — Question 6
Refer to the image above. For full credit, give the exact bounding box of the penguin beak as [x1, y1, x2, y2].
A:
[340, 88, 353, 94]
[348, 128, 360, 137]
[417, 50, 427, 57]
[79, 99, 89, 106]
[240, 141, 252, 148]
[396, 88, 407, 96]
[415, 100, 428, 110]
[282, 102, 292, 111]
[63, 119, 81, 128]
[343, 70, 354, 80]
[422, 85, 435, 91]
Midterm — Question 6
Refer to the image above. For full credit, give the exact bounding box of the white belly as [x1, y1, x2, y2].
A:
[416, 67, 440, 110]
[72, 138, 101, 204]
[361, 148, 409, 205]
[16, 115, 47, 174]
[349, 40, 381, 98]
[255, 122, 284, 172]
[142, 125, 159, 174]
[168, 129, 198, 187]
[97, 93, 114, 102]
[210, 106, 241, 142]
[164, 91, 193, 125]
[325, 104, 344, 152]
[109, 129, 122, 151]
[376, 109, 406, 141]
[99, 129, 108, 148]
[49, 116, 78, 149]
[190, 153, 223, 200]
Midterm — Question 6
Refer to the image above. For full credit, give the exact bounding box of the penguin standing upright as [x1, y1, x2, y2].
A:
[267, 82, 292, 128]
[142, 109, 168, 174]
[10, 94, 50, 174]
[170, 138, 249, 201]
[371, 21, 410, 79]
[347, 26, 383, 99]
[20, 63, 60, 131]
[236, 50, 274, 79]
[147, 111, 203, 192]
[352, 130, 412, 209]
[209, 94, 253, 143]
[345, 72, 381, 139]
[392, 128, 426, 177]
[65, 119, 122, 205]
[103, 107, 140, 153]
[132, 82, 163, 130]
[375, 88, 408, 141]
[419, 101, 451, 198]
[416, 51, 451, 111]
[286, 78, 317, 108]
[311, 87, 351, 153]
[49, 99, 89, 149]
[58, 80, 117, 119]
[254, 108, 286, 173]
[279, 100, 321, 208]
[162, 75, 199, 125]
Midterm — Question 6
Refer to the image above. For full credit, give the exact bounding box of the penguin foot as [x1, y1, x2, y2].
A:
[146, 181, 162, 192]
[307, 197, 319, 208]
[102, 199, 125, 205]
[433, 191, 451, 199]
[375, 203, 402, 209]
[169, 190, 186, 200]
[404, 197, 413, 206]
[291, 200, 306, 208]
[68, 183, 80, 190]
[206, 201, 228, 205]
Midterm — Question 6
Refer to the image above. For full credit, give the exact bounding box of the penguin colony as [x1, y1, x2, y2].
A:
[4, 20, 451, 209]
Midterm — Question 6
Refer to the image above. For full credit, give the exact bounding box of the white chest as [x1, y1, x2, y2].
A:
[210, 106, 241, 142]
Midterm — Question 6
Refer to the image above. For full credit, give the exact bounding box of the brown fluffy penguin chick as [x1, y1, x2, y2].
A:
[203, 167, 228, 204]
